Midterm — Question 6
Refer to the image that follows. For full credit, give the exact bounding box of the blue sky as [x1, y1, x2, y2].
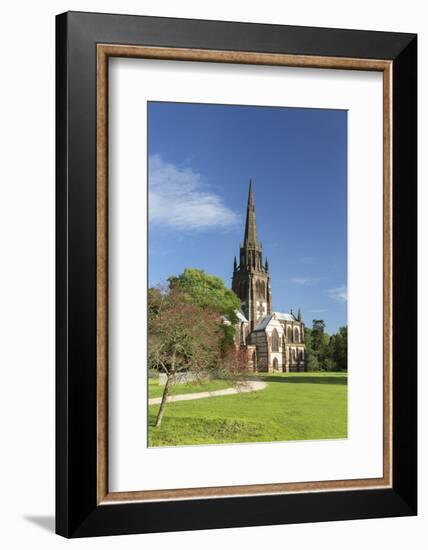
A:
[148, 102, 347, 334]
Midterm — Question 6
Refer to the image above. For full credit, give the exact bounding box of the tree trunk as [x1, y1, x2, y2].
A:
[155, 373, 171, 427]
[155, 353, 175, 427]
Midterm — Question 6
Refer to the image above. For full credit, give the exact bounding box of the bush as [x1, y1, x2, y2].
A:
[321, 358, 337, 372]
[307, 355, 320, 371]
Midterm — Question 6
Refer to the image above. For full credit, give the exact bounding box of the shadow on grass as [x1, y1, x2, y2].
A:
[260, 375, 347, 386]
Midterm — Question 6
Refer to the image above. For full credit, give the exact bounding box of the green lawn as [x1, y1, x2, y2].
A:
[148, 372, 347, 447]
[148, 377, 232, 399]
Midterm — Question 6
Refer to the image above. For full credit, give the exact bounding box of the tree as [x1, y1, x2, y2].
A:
[168, 268, 241, 322]
[311, 319, 326, 353]
[311, 320, 337, 370]
[330, 326, 348, 371]
[218, 345, 251, 381]
[307, 354, 320, 371]
[305, 321, 347, 372]
[148, 287, 224, 427]
[148, 286, 162, 320]
[322, 357, 336, 372]
[304, 327, 320, 371]
[169, 268, 242, 351]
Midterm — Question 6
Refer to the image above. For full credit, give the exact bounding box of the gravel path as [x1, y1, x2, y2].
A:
[148, 379, 267, 406]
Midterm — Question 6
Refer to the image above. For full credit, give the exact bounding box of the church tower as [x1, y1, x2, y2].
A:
[232, 180, 272, 331]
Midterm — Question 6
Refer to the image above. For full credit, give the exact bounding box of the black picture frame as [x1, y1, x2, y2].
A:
[56, 10, 417, 538]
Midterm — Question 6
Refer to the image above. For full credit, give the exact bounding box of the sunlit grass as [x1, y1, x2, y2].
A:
[148, 377, 232, 399]
[148, 372, 347, 446]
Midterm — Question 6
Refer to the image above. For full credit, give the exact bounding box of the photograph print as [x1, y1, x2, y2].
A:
[147, 101, 348, 448]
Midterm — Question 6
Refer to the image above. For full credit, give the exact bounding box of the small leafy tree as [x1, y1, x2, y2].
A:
[169, 268, 242, 351]
[168, 268, 241, 322]
[148, 286, 224, 427]
[218, 345, 251, 382]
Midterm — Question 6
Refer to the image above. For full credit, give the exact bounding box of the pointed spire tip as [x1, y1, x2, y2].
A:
[244, 178, 259, 247]
[247, 178, 254, 206]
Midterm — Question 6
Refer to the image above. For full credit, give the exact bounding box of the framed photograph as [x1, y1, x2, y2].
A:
[56, 11, 417, 537]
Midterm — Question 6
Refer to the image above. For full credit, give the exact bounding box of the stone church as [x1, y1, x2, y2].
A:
[231, 181, 306, 372]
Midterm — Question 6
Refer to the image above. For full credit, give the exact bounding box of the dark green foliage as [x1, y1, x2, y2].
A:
[307, 354, 320, 372]
[221, 323, 237, 353]
[304, 327, 320, 371]
[322, 358, 336, 372]
[311, 319, 326, 352]
[168, 268, 241, 322]
[305, 321, 348, 372]
[147, 286, 162, 320]
[329, 326, 348, 371]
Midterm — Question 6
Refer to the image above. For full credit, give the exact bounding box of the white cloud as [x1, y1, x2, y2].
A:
[289, 277, 317, 285]
[149, 154, 239, 231]
[327, 286, 347, 303]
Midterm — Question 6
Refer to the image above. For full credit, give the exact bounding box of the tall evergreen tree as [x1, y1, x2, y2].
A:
[330, 326, 348, 371]
[311, 320, 326, 353]
[305, 320, 347, 372]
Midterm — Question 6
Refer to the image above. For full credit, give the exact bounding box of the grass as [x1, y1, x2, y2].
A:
[148, 377, 232, 399]
[148, 372, 347, 447]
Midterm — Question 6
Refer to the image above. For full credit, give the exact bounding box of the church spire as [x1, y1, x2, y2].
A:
[243, 179, 260, 249]
[232, 179, 272, 330]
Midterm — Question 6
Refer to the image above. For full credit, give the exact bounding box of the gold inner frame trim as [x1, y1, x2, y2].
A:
[96, 44, 393, 505]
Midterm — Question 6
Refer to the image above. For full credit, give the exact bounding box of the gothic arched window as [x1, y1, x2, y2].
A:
[294, 327, 300, 343]
[271, 329, 279, 352]
[273, 358, 279, 371]
[287, 326, 292, 343]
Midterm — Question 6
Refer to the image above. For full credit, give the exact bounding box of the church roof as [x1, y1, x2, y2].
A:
[235, 310, 248, 323]
[274, 311, 296, 322]
[253, 311, 296, 331]
[253, 315, 272, 331]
